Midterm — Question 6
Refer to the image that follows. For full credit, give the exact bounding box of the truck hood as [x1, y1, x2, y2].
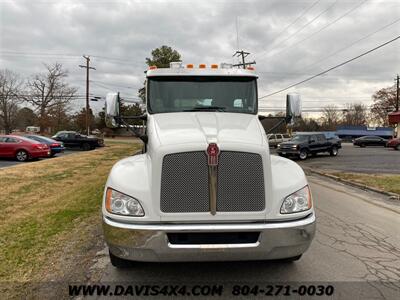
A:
[151, 112, 264, 146]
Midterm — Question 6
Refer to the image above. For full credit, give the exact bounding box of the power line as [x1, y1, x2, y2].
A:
[299, 16, 400, 72]
[0, 50, 79, 58]
[264, 0, 322, 50]
[0, 50, 142, 67]
[259, 35, 400, 99]
[259, 0, 369, 61]
[90, 80, 141, 90]
[257, 0, 339, 58]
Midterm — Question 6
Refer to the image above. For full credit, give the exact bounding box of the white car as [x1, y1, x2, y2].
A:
[267, 133, 291, 148]
[102, 62, 315, 267]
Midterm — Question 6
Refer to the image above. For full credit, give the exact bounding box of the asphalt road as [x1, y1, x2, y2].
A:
[96, 176, 400, 299]
[0, 149, 76, 169]
[272, 143, 400, 174]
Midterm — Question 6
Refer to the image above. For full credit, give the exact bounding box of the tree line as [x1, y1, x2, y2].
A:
[0, 63, 143, 135]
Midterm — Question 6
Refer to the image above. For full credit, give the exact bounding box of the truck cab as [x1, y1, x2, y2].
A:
[102, 62, 315, 267]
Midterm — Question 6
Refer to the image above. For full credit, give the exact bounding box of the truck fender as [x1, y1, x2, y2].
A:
[102, 154, 156, 221]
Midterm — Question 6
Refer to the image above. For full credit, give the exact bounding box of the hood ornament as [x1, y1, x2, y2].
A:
[206, 143, 220, 166]
[206, 143, 220, 215]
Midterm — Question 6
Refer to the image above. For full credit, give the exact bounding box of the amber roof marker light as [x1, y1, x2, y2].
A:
[199, 64, 206, 69]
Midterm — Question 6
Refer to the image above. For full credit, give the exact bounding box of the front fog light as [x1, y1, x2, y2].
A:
[105, 188, 145, 216]
[280, 185, 312, 214]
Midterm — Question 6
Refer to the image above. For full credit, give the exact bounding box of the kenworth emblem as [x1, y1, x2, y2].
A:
[206, 143, 220, 166]
[206, 143, 220, 215]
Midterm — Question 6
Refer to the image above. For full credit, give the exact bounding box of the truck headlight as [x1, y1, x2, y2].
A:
[277, 144, 281, 148]
[280, 185, 312, 214]
[105, 188, 145, 216]
[291, 145, 298, 149]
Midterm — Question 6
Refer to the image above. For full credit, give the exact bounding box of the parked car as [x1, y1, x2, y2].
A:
[387, 138, 400, 150]
[52, 131, 104, 150]
[267, 133, 291, 148]
[353, 136, 388, 147]
[24, 135, 65, 156]
[0, 135, 50, 162]
[277, 132, 341, 160]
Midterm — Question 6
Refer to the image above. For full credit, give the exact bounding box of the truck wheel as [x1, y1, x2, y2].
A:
[299, 150, 308, 160]
[82, 143, 91, 151]
[360, 144, 366, 148]
[330, 146, 338, 156]
[395, 145, 400, 151]
[109, 251, 135, 268]
[15, 150, 29, 162]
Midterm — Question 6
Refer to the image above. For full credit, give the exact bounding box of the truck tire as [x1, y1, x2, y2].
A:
[395, 145, 400, 151]
[15, 150, 29, 162]
[330, 146, 338, 156]
[299, 149, 308, 160]
[109, 251, 135, 268]
[81, 142, 91, 151]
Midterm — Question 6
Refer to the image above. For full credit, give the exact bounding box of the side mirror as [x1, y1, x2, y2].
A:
[105, 93, 120, 128]
[286, 93, 302, 124]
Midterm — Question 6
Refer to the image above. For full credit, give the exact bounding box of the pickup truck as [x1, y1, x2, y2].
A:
[102, 62, 315, 268]
[267, 133, 291, 148]
[277, 132, 341, 160]
[52, 131, 104, 151]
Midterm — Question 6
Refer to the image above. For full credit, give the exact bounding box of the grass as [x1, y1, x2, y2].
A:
[0, 142, 140, 282]
[330, 172, 400, 195]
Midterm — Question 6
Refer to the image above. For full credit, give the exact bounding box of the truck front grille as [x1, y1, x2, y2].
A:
[160, 151, 265, 213]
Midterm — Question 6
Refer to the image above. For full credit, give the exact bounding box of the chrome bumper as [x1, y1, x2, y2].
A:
[103, 214, 316, 262]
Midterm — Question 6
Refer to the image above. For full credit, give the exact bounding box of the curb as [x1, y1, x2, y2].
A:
[303, 168, 400, 201]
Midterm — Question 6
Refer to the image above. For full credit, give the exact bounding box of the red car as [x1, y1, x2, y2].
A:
[387, 138, 400, 150]
[0, 135, 50, 162]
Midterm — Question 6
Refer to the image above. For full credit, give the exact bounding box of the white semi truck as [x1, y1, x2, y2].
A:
[102, 62, 315, 267]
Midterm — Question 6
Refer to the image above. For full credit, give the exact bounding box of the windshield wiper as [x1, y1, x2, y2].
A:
[184, 106, 226, 112]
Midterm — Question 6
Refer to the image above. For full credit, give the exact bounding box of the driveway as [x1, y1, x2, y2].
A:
[0, 150, 76, 169]
[272, 143, 400, 174]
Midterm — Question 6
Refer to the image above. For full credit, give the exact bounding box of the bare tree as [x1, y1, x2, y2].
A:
[320, 105, 341, 130]
[342, 103, 368, 126]
[24, 63, 77, 132]
[0, 69, 23, 134]
[370, 86, 397, 126]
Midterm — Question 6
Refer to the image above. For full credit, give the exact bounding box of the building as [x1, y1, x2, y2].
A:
[336, 125, 394, 141]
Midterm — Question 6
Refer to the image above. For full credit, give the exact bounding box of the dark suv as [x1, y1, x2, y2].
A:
[277, 132, 341, 160]
[52, 131, 104, 151]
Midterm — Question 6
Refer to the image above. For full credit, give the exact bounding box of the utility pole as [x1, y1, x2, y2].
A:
[232, 50, 256, 69]
[395, 74, 399, 112]
[79, 55, 96, 135]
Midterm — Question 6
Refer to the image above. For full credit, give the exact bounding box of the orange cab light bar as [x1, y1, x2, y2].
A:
[186, 64, 194, 68]
[211, 64, 218, 69]
[149, 66, 157, 70]
[199, 64, 206, 69]
[247, 66, 255, 71]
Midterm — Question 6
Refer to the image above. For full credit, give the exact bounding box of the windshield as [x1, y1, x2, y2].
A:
[148, 76, 257, 114]
[291, 135, 309, 142]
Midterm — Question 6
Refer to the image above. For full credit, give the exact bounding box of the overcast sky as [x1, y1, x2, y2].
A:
[1, 0, 399, 115]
